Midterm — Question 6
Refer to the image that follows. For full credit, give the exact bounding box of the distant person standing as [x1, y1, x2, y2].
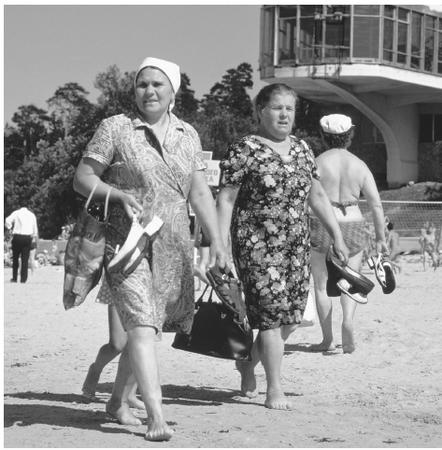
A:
[5, 206, 39, 283]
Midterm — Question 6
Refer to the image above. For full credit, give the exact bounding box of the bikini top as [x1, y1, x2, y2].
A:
[331, 200, 359, 216]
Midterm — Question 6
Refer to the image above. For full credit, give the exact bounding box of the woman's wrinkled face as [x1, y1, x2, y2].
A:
[258, 92, 296, 140]
[135, 67, 174, 120]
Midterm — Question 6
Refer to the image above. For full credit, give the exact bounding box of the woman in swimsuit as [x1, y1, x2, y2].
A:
[310, 114, 388, 354]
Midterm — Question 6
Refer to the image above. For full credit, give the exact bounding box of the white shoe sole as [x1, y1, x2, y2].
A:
[108, 215, 163, 273]
[337, 279, 368, 304]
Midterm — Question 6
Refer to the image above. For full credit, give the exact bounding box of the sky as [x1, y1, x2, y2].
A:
[3, 3, 442, 125]
[3, 4, 266, 124]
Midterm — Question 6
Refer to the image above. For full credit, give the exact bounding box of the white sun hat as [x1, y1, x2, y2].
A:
[134, 57, 181, 93]
[320, 114, 354, 134]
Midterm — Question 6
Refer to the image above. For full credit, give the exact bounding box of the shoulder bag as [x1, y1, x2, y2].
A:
[63, 185, 111, 310]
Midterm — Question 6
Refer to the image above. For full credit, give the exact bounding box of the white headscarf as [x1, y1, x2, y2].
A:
[135, 57, 181, 94]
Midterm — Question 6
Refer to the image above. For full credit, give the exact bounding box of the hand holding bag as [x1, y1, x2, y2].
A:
[63, 185, 111, 310]
[172, 285, 253, 361]
[206, 266, 248, 322]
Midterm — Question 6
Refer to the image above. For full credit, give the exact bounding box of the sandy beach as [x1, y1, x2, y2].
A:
[3, 257, 442, 448]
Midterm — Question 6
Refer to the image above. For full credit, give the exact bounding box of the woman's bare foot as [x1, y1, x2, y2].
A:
[82, 363, 100, 398]
[127, 395, 145, 410]
[342, 322, 355, 354]
[264, 389, 293, 410]
[145, 417, 174, 441]
[106, 401, 142, 426]
[309, 341, 336, 352]
[235, 360, 257, 398]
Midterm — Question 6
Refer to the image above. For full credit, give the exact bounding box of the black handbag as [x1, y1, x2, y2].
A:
[172, 285, 253, 361]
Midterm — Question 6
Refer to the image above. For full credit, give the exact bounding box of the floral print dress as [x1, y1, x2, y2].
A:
[220, 135, 319, 330]
[83, 113, 206, 335]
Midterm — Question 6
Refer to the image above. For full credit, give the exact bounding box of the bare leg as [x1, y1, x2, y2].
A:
[126, 381, 144, 410]
[340, 252, 363, 354]
[310, 250, 335, 351]
[259, 326, 293, 410]
[106, 348, 142, 426]
[235, 334, 260, 398]
[82, 305, 127, 398]
[127, 326, 174, 441]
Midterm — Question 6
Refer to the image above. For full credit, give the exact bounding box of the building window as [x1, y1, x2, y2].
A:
[425, 15, 437, 72]
[411, 12, 423, 69]
[383, 15, 394, 62]
[419, 114, 442, 142]
[354, 16, 380, 58]
[397, 8, 409, 65]
[435, 115, 442, 141]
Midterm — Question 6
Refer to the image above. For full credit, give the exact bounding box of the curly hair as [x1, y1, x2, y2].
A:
[321, 129, 352, 149]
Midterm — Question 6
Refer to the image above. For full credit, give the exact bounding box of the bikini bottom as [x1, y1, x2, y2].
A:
[310, 216, 368, 257]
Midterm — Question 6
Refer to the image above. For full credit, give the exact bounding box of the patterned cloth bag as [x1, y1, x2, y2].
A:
[63, 185, 111, 310]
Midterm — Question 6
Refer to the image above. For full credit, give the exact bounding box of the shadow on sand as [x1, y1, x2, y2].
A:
[4, 383, 259, 430]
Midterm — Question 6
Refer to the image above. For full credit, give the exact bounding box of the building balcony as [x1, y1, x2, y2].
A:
[260, 5, 442, 103]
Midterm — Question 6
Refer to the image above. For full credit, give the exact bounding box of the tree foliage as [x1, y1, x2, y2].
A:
[4, 60, 325, 238]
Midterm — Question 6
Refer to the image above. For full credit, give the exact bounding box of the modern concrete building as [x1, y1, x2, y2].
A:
[259, 5, 442, 187]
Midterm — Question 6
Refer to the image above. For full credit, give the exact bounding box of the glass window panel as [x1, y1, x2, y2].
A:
[426, 15, 436, 29]
[326, 5, 351, 15]
[280, 6, 297, 19]
[325, 17, 350, 48]
[439, 18, 442, 30]
[419, 114, 433, 142]
[397, 53, 406, 64]
[397, 22, 408, 54]
[411, 12, 422, 56]
[398, 8, 409, 22]
[353, 17, 380, 58]
[424, 29, 434, 71]
[300, 5, 319, 17]
[383, 50, 394, 61]
[411, 57, 421, 68]
[435, 115, 442, 140]
[299, 17, 317, 62]
[384, 5, 395, 18]
[354, 5, 380, 15]
[384, 18, 394, 51]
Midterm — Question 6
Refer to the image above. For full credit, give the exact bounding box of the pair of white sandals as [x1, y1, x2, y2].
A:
[367, 253, 396, 295]
[335, 253, 396, 304]
[107, 214, 163, 275]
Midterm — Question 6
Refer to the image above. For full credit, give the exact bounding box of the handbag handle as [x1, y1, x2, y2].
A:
[196, 284, 213, 305]
[84, 183, 112, 220]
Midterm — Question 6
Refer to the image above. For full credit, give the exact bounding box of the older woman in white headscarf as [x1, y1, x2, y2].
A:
[74, 57, 228, 441]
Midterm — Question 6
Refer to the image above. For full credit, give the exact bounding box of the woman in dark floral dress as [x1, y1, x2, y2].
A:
[217, 83, 349, 411]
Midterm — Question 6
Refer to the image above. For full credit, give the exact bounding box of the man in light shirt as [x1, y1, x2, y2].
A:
[5, 206, 39, 283]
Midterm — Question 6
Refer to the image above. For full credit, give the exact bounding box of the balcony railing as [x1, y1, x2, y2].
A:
[260, 5, 442, 76]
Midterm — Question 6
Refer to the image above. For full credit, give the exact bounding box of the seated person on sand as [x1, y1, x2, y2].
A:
[310, 114, 388, 354]
[419, 221, 440, 269]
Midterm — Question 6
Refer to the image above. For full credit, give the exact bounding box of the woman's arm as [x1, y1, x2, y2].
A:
[189, 170, 229, 270]
[361, 170, 388, 254]
[73, 157, 143, 218]
[308, 178, 349, 263]
[216, 186, 239, 250]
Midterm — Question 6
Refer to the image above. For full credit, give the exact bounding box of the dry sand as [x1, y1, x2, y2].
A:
[3, 257, 442, 448]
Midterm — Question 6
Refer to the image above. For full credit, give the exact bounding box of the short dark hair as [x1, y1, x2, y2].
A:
[387, 222, 394, 231]
[254, 83, 297, 114]
[321, 129, 352, 149]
